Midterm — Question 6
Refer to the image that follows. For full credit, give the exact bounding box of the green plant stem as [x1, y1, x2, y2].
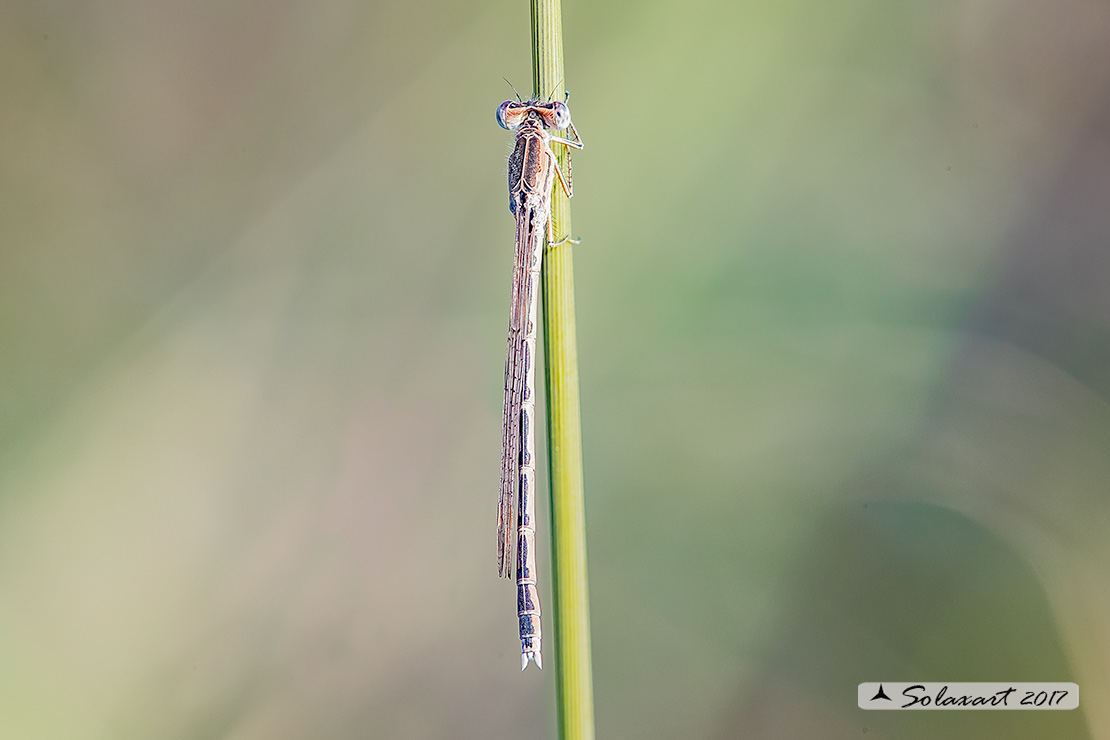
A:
[531, 2, 595, 739]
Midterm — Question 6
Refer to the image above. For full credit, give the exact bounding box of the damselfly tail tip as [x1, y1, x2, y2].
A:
[521, 650, 542, 670]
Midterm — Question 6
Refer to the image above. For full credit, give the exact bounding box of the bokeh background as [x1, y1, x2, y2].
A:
[2, 0, 1109, 738]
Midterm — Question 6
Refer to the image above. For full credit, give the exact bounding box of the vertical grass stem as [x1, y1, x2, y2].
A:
[530, 1, 596, 739]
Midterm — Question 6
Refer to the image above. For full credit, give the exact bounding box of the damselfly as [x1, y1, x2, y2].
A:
[496, 95, 582, 670]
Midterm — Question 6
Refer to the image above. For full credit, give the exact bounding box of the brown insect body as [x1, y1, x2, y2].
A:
[496, 99, 581, 670]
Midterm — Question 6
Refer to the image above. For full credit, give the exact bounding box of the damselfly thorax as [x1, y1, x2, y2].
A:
[495, 96, 582, 670]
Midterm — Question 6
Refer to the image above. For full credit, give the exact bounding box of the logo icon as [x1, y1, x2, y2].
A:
[870, 684, 892, 702]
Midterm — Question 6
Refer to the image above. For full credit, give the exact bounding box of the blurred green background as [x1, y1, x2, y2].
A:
[2, 0, 1109, 738]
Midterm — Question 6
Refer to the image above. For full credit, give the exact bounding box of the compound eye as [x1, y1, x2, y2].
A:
[496, 100, 521, 130]
[550, 101, 572, 130]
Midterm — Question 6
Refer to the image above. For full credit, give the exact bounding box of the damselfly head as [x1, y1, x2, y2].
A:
[497, 100, 573, 132]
